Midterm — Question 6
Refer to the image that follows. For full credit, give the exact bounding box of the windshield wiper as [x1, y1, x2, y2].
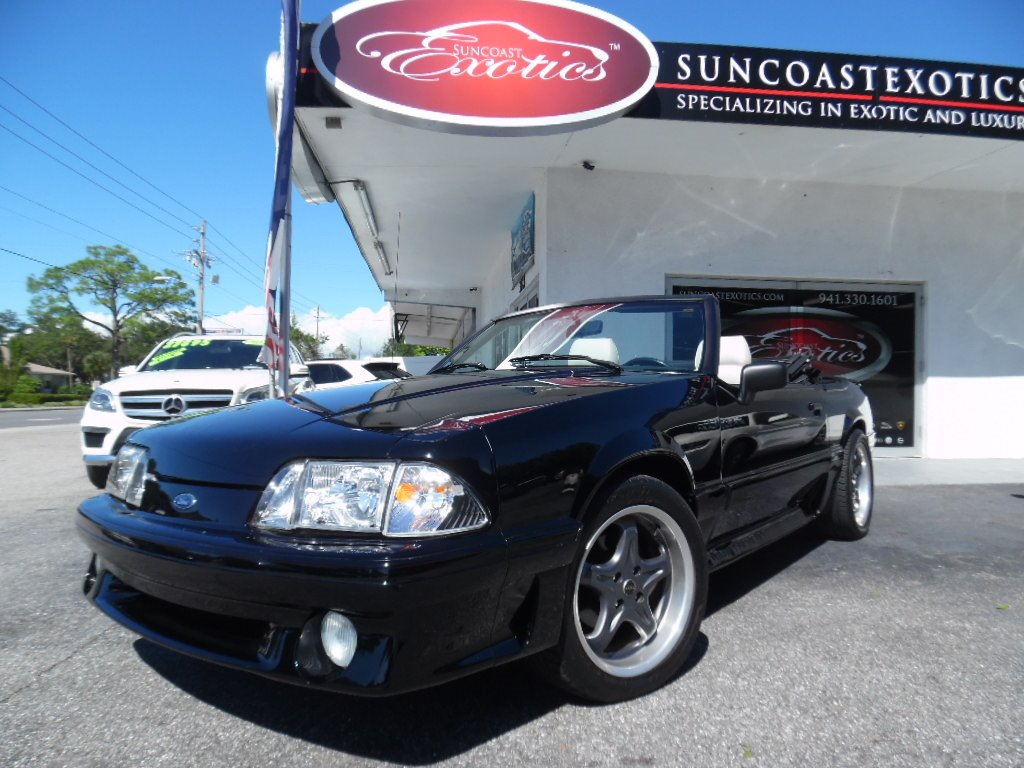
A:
[434, 361, 489, 373]
[290, 391, 331, 416]
[509, 354, 623, 374]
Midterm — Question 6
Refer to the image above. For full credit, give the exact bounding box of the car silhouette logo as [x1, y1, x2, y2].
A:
[162, 395, 186, 416]
[750, 327, 868, 363]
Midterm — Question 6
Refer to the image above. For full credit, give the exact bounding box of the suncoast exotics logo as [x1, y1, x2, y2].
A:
[354, 22, 609, 83]
[727, 308, 892, 382]
[312, 0, 659, 134]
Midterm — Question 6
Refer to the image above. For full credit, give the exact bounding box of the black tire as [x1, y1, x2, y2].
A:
[818, 428, 873, 540]
[86, 464, 110, 490]
[541, 475, 708, 703]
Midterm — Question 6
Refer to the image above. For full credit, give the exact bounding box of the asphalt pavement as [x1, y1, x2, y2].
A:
[1, 423, 1021, 767]
[0, 406, 82, 429]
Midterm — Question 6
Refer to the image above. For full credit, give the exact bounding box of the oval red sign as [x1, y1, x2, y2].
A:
[726, 309, 893, 382]
[312, 0, 659, 134]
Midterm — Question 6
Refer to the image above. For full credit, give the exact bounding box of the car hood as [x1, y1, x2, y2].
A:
[130, 370, 644, 485]
[101, 368, 270, 394]
[304, 370, 639, 431]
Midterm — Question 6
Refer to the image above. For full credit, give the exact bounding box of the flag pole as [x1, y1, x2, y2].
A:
[260, 0, 300, 397]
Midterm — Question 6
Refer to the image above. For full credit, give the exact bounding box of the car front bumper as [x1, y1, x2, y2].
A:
[80, 409, 152, 466]
[76, 494, 580, 696]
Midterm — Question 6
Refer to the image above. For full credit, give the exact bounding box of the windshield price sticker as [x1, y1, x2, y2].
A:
[149, 349, 187, 367]
[162, 339, 211, 349]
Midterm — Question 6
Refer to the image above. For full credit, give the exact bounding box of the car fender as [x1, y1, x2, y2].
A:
[575, 428, 696, 521]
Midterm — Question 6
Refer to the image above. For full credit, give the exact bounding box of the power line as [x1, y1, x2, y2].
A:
[0, 75, 282, 291]
[205, 223, 266, 271]
[0, 204, 99, 248]
[0, 74, 205, 224]
[0, 100, 196, 231]
[0, 184, 181, 270]
[203, 235, 269, 284]
[0, 120, 195, 241]
[1, 77, 321, 317]
[1, 245, 184, 286]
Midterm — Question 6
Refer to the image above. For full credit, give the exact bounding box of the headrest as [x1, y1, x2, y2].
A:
[717, 335, 751, 386]
[569, 337, 620, 365]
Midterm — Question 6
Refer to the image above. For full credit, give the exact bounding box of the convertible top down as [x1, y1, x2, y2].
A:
[78, 295, 873, 702]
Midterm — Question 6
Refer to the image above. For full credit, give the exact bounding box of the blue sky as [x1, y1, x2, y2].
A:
[2, 0, 1022, 349]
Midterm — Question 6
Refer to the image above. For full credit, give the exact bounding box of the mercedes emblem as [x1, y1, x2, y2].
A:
[162, 395, 186, 416]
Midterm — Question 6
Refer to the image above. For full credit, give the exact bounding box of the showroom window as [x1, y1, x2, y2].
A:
[670, 277, 922, 454]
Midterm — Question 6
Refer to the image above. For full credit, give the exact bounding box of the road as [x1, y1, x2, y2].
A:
[1, 422, 1022, 767]
[0, 407, 81, 429]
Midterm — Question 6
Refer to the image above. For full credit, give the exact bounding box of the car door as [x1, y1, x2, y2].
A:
[715, 377, 831, 534]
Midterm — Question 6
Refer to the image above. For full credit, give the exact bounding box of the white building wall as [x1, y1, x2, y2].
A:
[535, 168, 1024, 459]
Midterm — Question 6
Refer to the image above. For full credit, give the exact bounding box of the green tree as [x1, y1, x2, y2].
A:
[120, 312, 193, 366]
[0, 309, 25, 340]
[0, 335, 26, 398]
[377, 339, 450, 357]
[16, 310, 106, 382]
[27, 245, 194, 379]
[289, 317, 328, 360]
[330, 342, 354, 359]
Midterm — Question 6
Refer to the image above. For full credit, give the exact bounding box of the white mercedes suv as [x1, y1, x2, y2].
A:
[80, 334, 306, 488]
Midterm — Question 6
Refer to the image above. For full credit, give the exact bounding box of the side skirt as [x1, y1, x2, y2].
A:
[706, 506, 818, 572]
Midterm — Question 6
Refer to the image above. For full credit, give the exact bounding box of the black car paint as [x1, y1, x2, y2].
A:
[78, 298, 870, 696]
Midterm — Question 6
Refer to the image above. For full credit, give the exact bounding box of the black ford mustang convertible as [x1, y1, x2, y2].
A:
[78, 295, 874, 702]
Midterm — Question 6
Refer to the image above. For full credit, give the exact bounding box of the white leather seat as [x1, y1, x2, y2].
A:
[717, 335, 751, 385]
[568, 337, 620, 365]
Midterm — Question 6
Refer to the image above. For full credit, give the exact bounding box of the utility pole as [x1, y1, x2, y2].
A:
[314, 305, 321, 356]
[186, 220, 212, 333]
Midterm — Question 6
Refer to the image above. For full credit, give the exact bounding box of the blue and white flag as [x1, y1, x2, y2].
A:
[260, 0, 300, 396]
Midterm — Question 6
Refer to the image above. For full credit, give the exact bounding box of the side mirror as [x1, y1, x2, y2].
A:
[738, 361, 787, 404]
[118, 365, 138, 377]
[289, 363, 309, 378]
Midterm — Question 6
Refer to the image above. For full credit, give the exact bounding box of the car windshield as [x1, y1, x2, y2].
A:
[141, 338, 267, 371]
[440, 300, 707, 372]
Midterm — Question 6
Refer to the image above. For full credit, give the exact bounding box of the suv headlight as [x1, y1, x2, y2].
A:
[253, 461, 489, 537]
[107, 444, 149, 506]
[88, 387, 116, 412]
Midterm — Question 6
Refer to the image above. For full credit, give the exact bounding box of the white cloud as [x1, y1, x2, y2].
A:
[81, 312, 112, 336]
[207, 304, 393, 358]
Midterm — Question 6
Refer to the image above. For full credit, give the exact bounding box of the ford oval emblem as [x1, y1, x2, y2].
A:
[172, 493, 198, 511]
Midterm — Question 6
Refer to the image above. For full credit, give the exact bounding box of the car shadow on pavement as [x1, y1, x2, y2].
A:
[706, 526, 827, 616]
[131, 528, 818, 763]
[136, 640, 566, 762]
[135, 630, 709, 762]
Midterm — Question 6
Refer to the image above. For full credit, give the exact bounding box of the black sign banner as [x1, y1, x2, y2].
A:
[674, 284, 917, 448]
[632, 43, 1024, 141]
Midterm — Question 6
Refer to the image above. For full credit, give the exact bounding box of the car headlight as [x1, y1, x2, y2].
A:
[253, 461, 489, 537]
[106, 444, 149, 506]
[240, 385, 270, 404]
[88, 387, 116, 412]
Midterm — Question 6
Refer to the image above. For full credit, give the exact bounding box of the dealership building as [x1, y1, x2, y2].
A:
[278, 0, 1024, 459]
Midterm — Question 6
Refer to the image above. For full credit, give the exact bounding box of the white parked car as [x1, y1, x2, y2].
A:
[80, 334, 306, 488]
[305, 358, 412, 389]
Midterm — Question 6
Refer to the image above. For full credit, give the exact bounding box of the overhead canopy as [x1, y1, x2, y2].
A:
[285, 27, 1024, 346]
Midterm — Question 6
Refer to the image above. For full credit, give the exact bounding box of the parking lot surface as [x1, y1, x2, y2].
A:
[1, 422, 1021, 767]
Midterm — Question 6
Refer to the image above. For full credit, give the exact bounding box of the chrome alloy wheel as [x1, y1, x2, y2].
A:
[851, 441, 873, 528]
[573, 504, 696, 678]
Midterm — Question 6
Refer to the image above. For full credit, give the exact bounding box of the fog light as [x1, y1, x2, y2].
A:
[320, 611, 357, 668]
